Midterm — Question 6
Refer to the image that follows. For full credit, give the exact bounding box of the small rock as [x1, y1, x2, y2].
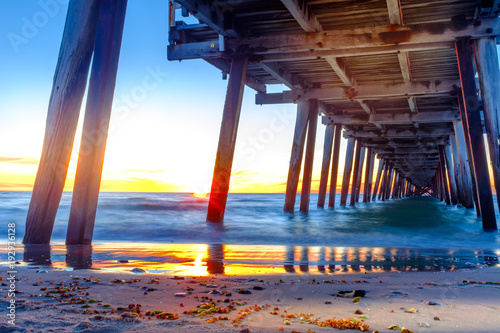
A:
[238, 289, 252, 295]
[337, 290, 366, 297]
[354, 309, 363, 314]
[239, 329, 250, 333]
[418, 322, 431, 327]
[324, 301, 332, 304]
[252, 286, 264, 290]
[433, 316, 440, 321]
[38, 270, 48, 274]
[427, 301, 440, 306]
[296, 297, 302, 300]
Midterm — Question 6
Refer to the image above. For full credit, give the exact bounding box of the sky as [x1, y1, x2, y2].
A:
[0, 0, 354, 194]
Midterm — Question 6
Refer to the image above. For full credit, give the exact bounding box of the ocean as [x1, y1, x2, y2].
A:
[2, 191, 500, 274]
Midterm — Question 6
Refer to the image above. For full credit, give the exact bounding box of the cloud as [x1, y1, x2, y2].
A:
[0, 182, 33, 190]
[121, 169, 166, 174]
[0, 156, 39, 166]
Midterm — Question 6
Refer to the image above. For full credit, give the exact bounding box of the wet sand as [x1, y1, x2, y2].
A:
[2, 265, 500, 332]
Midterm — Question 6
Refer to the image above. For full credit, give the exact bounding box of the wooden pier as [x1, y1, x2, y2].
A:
[23, 0, 500, 245]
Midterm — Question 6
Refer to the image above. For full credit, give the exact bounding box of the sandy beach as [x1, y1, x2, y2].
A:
[2, 264, 500, 333]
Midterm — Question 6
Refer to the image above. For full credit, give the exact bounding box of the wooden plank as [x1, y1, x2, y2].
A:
[66, 0, 128, 245]
[328, 124, 342, 208]
[206, 58, 266, 93]
[372, 157, 384, 201]
[350, 141, 363, 206]
[283, 101, 310, 213]
[346, 127, 453, 139]
[168, 40, 223, 60]
[444, 145, 459, 205]
[386, 0, 402, 25]
[474, 37, 500, 212]
[300, 100, 319, 213]
[407, 97, 418, 113]
[23, 0, 102, 245]
[324, 111, 460, 126]
[258, 62, 299, 89]
[363, 148, 374, 202]
[397, 51, 412, 82]
[317, 124, 334, 208]
[280, 0, 322, 32]
[456, 38, 497, 230]
[256, 79, 460, 104]
[340, 138, 355, 206]
[207, 57, 248, 222]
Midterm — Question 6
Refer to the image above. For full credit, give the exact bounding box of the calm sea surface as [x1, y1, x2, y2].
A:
[1, 192, 499, 274]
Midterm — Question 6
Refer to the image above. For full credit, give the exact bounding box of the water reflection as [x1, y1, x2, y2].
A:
[14, 243, 500, 275]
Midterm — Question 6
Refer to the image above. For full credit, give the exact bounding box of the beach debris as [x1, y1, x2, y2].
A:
[252, 285, 264, 290]
[172, 275, 184, 280]
[462, 280, 500, 285]
[352, 297, 362, 303]
[433, 316, 440, 321]
[354, 310, 364, 314]
[238, 289, 252, 294]
[359, 315, 370, 319]
[418, 322, 431, 327]
[427, 301, 440, 306]
[307, 316, 370, 331]
[130, 268, 146, 274]
[325, 301, 332, 304]
[38, 270, 48, 274]
[401, 327, 414, 333]
[175, 292, 186, 297]
[337, 290, 366, 298]
[404, 308, 418, 313]
[239, 329, 250, 333]
[388, 325, 400, 330]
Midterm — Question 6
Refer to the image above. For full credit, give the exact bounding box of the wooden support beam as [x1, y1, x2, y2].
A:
[363, 148, 374, 202]
[372, 157, 384, 201]
[378, 160, 388, 200]
[323, 111, 460, 126]
[450, 134, 464, 205]
[391, 172, 400, 199]
[175, 0, 240, 38]
[474, 37, 500, 212]
[438, 147, 451, 205]
[456, 39, 497, 230]
[23, 0, 102, 245]
[256, 79, 460, 104]
[328, 124, 342, 208]
[207, 57, 248, 222]
[346, 127, 453, 139]
[408, 97, 418, 113]
[283, 102, 310, 213]
[340, 138, 355, 206]
[300, 100, 319, 212]
[444, 145, 459, 205]
[355, 147, 366, 203]
[350, 141, 363, 206]
[66, 0, 128, 245]
[206, 58, 266, 93]
[258, 62, 300, 89]
[317, 124, 334, 208]
[280, 0, 322, 32]
[452, 120, 474, 208]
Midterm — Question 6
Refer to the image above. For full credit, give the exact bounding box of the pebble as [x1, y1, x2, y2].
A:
[433, 316, 440, 321]
[427, 301, 440, 306]
[418, 322, 431, 327]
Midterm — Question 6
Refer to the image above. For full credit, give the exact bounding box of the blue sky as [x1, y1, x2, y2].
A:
[0, 0, 342, 193]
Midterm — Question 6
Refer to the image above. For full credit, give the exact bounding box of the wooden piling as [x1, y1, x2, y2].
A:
[340, 138, 355, 206]
[450, 134, 465, 205]
[372, 158, 384, 201]
[283, 102, 310, 213]
[452, 120, 475, 208]
[349, 140, 362, 206]
[300, 100, 319, 212]
[317, 124, 334, 208]
[456, 38, 497, 230]
[23, 0, 102, 244]
[363, 148, 374, 202]
[444, 145, 459, 205]
[355, 147, 365, 203]
[328, 124, 342, 208]
[474, 37, 500, 211]
[207, 57, 248, 222]
[438, 147, 451, 205]
[66, 0, 128, 246]
[378, 160, 389, 201]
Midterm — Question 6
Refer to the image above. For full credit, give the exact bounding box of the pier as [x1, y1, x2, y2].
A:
[23, 0, 500, 245]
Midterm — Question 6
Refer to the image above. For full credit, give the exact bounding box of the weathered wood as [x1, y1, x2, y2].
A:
[474, 37, 500, 212]
[372, 158, 384, 201]
[449, 134, 464, 205]
[438, 147, 451, 205]
[300, 100, 319, 213]
[456, 39, 497, 230]
[346, 128, 453, 139]
[383, 167, 394, 201]
[363, 148, 374, 202]
[66, 0, 128, 245]
[207, 57, 248, 222]
[391, 172, 400, 199]
[258, 62, 300, 89]
[378, 160, 388, 200]
[323, 111, 460, 126]
[280, 0, 322, 32]
[444, 145, 459, 205]
[452, 120, 474, 208]
[23, 0, 102, 245]
[317, 124, 334, 208]
[340, 138, 355, 206]
[350, 141, 362, 206]
[256, 79, 460, 104]
[328, 124, 342, 208]
[283, 102, 310, 213]
[354, 146, 366, 204]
